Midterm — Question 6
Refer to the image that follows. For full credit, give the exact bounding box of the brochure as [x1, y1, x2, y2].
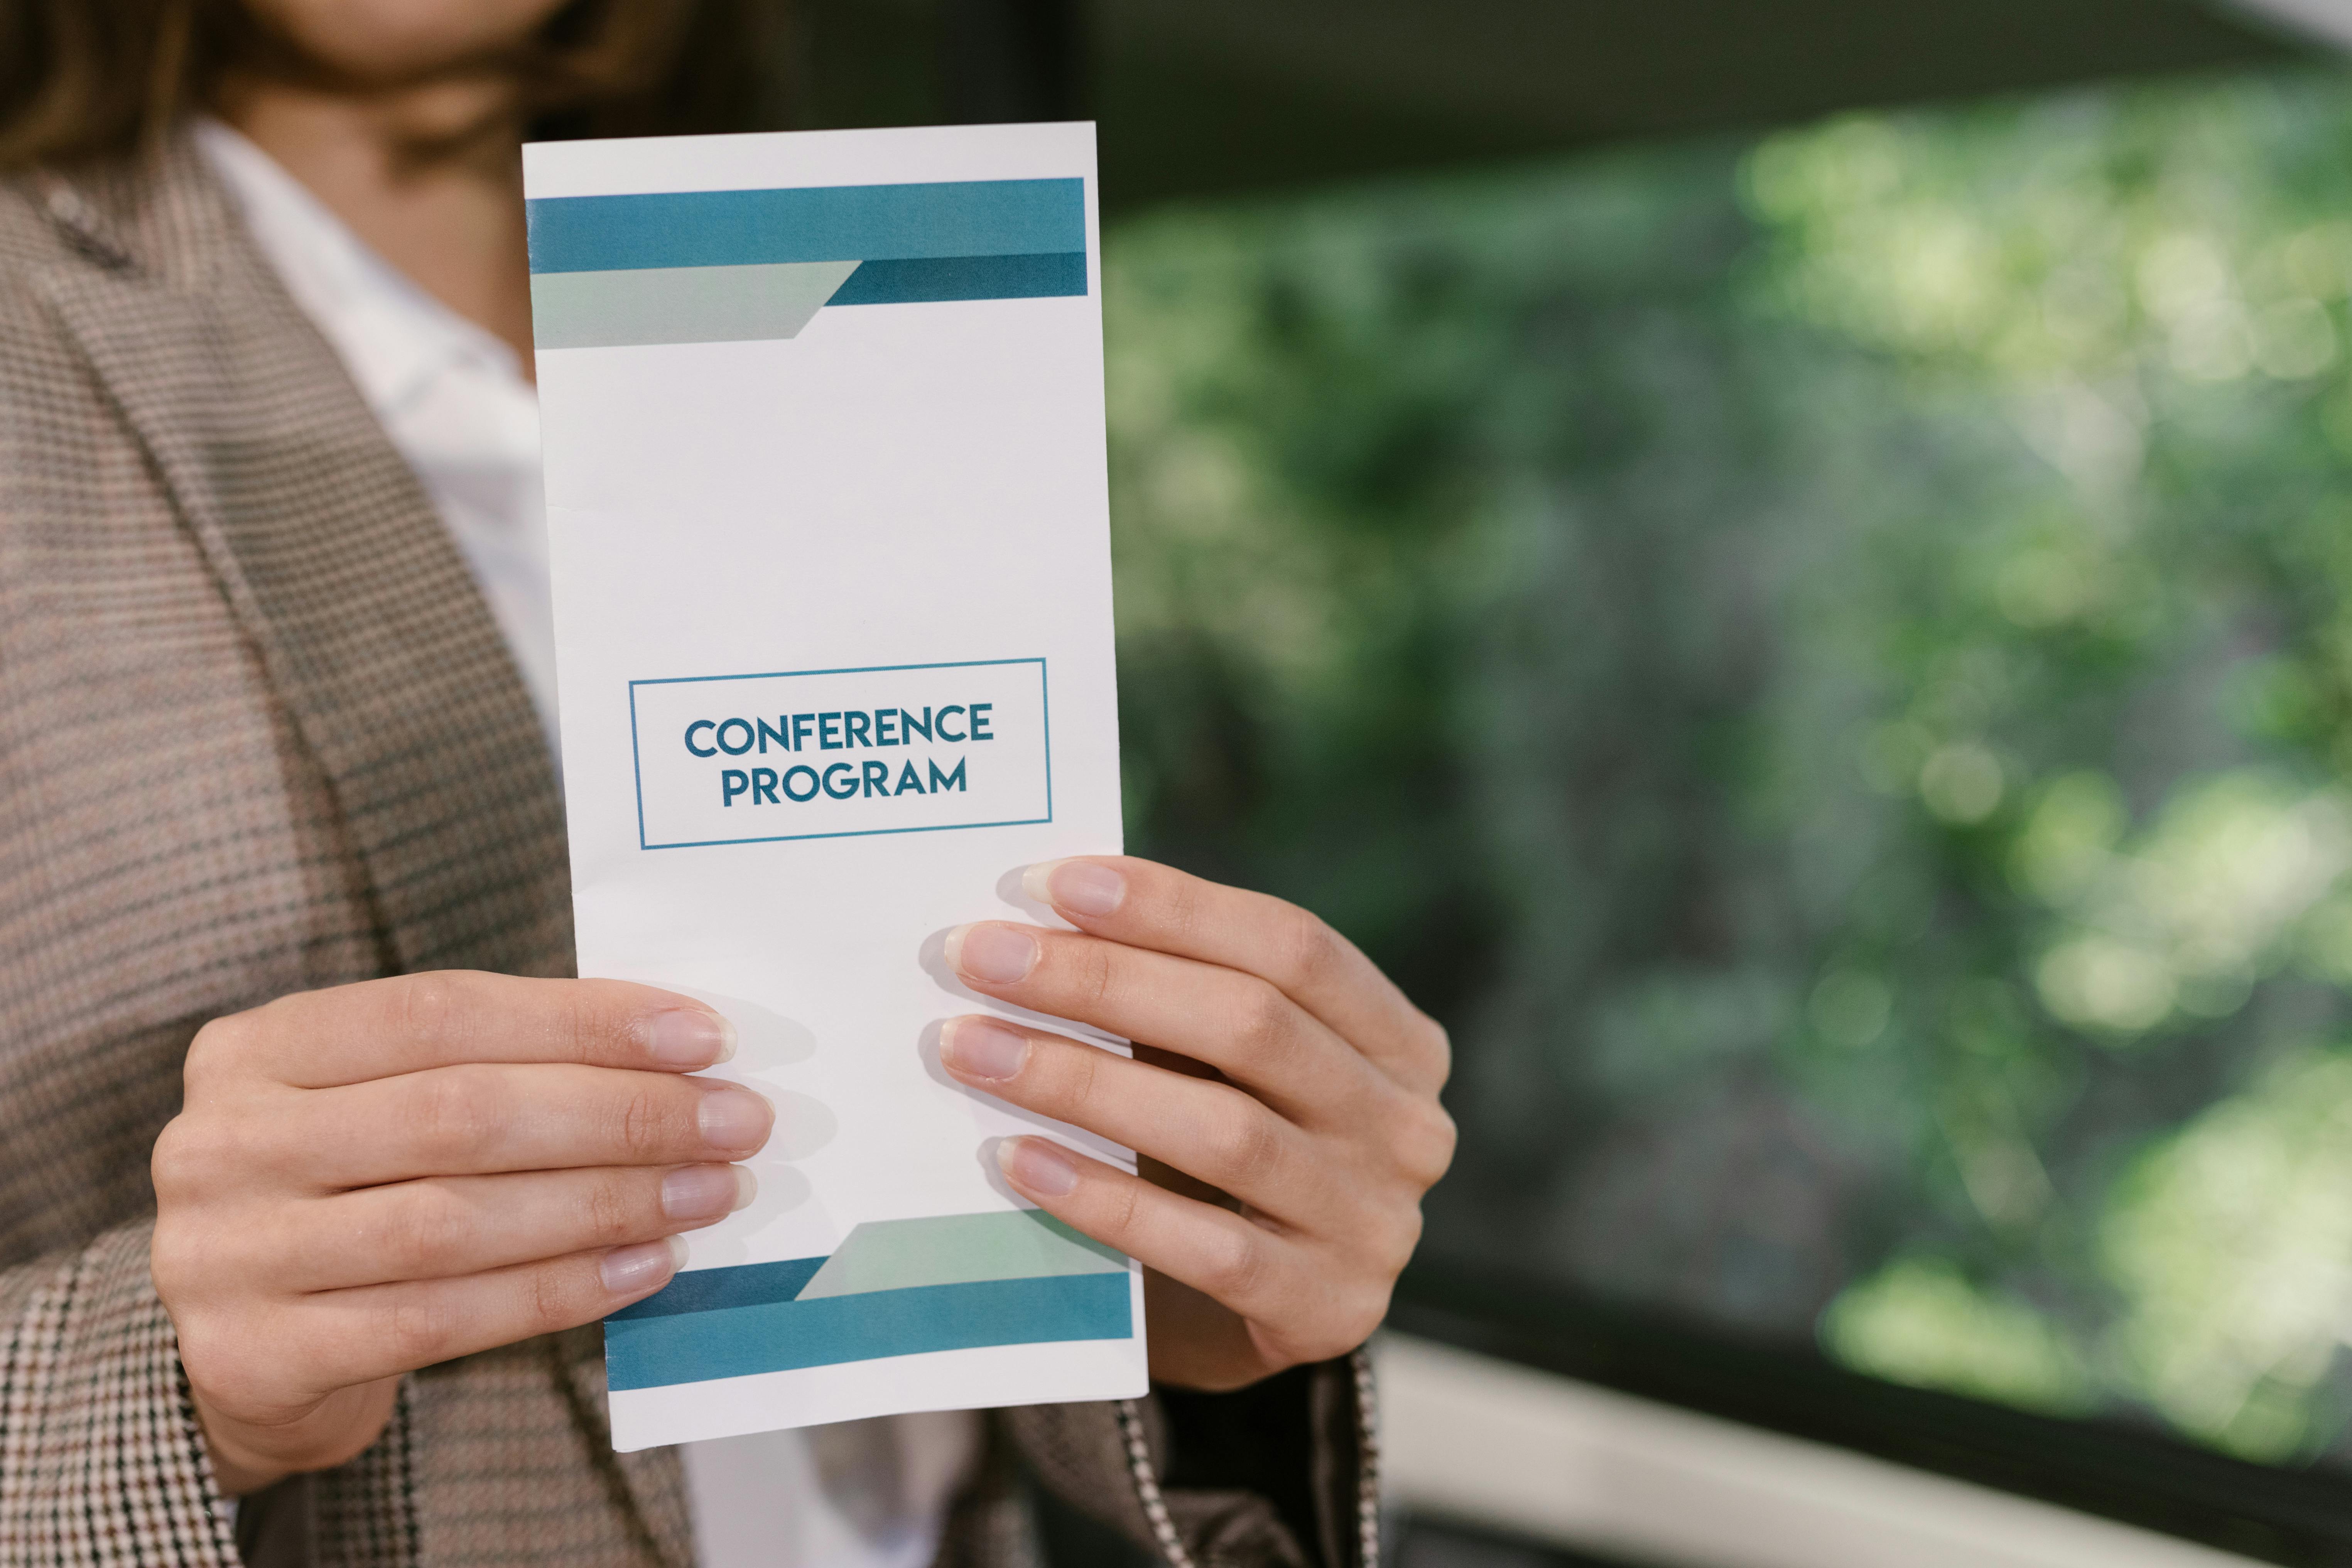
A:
[524, 120, 1143, 1450]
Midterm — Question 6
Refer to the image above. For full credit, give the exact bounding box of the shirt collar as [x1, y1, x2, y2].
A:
[190, 116, 528, 424]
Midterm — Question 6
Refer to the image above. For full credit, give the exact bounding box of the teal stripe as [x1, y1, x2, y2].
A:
[828, 253, 1086, 305]
[527, 179, 1084, 275]
[531, 259, 858, 349]
[604, 1271, 1132, 1391]
[608, 1256, 825, 1322]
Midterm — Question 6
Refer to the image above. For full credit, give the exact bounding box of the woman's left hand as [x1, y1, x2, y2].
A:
[939, 857, 1455, 1390]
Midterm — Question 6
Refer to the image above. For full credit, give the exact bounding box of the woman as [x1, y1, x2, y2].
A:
[0, 2, 1455, 1566]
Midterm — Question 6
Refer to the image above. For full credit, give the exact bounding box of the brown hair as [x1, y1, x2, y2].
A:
[0, 0, 790, 172]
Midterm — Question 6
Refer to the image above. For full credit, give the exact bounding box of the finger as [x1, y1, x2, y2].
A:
[1021, 857, 1448, 1092]
[940, 1018, 1338, 1228]
[946, 922, 1368, 1116]
[275, 1164, 756, 1291]
[291, 1064, 773, 1186]
[992, 1136, 1384, 1365]
[290, 1237, 687, 1387]
[198, 971, 738, 1090]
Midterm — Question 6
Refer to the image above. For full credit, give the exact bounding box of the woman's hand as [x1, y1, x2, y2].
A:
[150, 973, 770, 1495]
[939, 857, 1454, 1389]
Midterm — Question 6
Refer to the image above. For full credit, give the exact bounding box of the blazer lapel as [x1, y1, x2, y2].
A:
[29, 140, 574, 981]
[29, 139, 697, 1568]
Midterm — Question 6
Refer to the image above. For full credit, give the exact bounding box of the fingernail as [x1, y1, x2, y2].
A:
[661, 1164, 744, 1221]
[996, 1136, 1080, 1197]
[941, 1017, 1029, 1081]
[696, 1084, 773, 1154]
[1025, 859, 1126, 918]
[601, 1236, 684, 1295]
[646, 1008, 736, 1067]
[947, 923, 1039, 984]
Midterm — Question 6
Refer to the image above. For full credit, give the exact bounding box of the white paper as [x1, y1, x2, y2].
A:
[524, 122, 1145, 1451]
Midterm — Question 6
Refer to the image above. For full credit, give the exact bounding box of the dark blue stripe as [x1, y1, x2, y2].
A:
[827, 253, 1087, 305]
[608, 1256, 825, 1322]
[604, 1271, 1132, 1391]
[527, 180, 1085, 275]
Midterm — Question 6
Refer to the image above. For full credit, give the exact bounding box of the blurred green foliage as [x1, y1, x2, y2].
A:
[1102, 69, 2352, 1463]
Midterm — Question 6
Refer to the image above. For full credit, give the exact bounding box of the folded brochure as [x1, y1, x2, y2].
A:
[524, 120, 1145, 1450]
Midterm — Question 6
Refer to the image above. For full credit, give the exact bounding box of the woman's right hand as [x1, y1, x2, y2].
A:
[150, 971, 772, 1496]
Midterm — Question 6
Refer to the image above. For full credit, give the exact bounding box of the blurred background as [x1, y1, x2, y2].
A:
[795, 2, 2352, 1563]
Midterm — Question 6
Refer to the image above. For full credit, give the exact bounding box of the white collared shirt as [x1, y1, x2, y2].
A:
[193, 118, 561, 755]
[193, 117, 978, 1568]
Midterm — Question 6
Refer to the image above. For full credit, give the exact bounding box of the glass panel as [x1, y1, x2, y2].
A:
[1105, 68, 2352, 1469]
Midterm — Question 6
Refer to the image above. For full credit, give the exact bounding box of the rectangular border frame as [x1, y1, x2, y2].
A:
[628, 657, 1052, 850]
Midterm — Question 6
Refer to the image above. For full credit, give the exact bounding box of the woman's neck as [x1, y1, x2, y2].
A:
[220, 76, 536, 377]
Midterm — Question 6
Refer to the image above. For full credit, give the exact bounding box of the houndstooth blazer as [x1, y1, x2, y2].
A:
[0, 134, 1373, 1568]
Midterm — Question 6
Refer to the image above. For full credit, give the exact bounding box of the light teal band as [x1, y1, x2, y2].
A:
[531, 258, 860, 349]
[796, 1209, 1127, 1300]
